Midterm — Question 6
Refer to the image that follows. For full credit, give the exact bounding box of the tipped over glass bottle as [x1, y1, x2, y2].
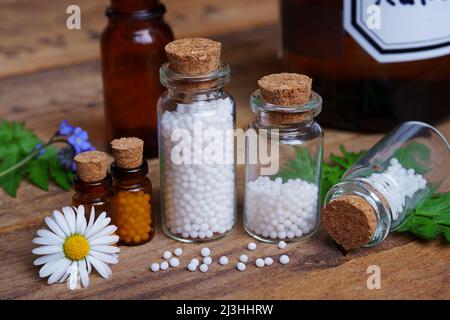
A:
[244, 73, 323, 243]
[322, 121, 450, 250]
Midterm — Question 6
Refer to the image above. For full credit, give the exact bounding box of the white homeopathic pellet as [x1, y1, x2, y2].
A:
[247, 242, 257, 251]
[201, 247, 211, 257]
[160, 97, 236, 239]
[255, 258, 265, 268]
[190, 258, 200, 266]
[279, 255, 289, 265]
[169, 257, 180, 268]
[239, 254, 248, 263]
[278, 241, 287, 249]
[199, 264, 209, 273]
[264, 257, 274, 266]
[187, 263, 197, 272]
[203, 256, 213, 265]
[174, 248, 183, 256]
[245, 177, 318, 240]
[150, 263, 160, 272]
[160, 261, 169, 270]
[219, 256, 229, 265]
[162, 250, 172, 260]
[236, 262, 246, 271]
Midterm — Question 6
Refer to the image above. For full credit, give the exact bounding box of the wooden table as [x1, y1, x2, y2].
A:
[0, 0, 449, 300]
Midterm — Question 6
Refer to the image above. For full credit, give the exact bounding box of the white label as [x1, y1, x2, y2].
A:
[344, 0, 450, 63]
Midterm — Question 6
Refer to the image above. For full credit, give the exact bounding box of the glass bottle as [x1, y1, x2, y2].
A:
[244, 76, 323, 243]
[101, 0, 174, 158]
[72, 151, 113, 218]
[110, 138, 154, 246]
[157, 58, 237, 243]
[323, 121, 450, 250]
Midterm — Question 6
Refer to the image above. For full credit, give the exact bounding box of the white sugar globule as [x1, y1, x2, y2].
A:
[264, 257, 274, 266]
[362, 158, 427, 220]
[279, 255, 290, 265]
[278, 241, 287, 249]
[201, 247, 211, 257]
[174, 248, 183, 256]
[255, 258, 265, 268]
[245, 177, 318, 241]
[150, 263, 160, 272]
[219, 256, 229, 265]
[247, 242, 257, 251]
[163, 250, 172, 260]
[169, 257, 180, 268]
[190, 258, 200, 266]
[160, 97, 236, 240]
[160, 261, 169, 270]
[203, 256, 213, 265]
[236, 262, 246, 271]
[239, 254, 248, 263]
[199, 264, 209, 273]
[187, 263, 197, 272]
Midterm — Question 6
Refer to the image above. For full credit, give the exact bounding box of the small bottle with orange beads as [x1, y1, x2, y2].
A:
[110, 137, 154, 245]
[72, 151, 114, 218]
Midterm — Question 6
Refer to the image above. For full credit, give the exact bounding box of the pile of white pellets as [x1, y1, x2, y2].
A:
[160, 97, 236, 239]
[361, 158, 427, 220]
[150, 241, 290, 273]
[245, 177, 319, 240]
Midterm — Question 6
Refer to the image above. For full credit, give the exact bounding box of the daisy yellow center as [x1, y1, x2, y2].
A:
[63, 235, 90, 261]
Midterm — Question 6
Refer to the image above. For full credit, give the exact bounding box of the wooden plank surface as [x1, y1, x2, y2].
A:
[0, 0, 449, 300]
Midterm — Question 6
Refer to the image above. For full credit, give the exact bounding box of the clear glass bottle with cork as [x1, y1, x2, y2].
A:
[72, 151, 113, 218]
[157, 38, 237, 243]
[322, 121, 450, 251]
[244, 73, 323, 242]
[110, 137, 153, 246]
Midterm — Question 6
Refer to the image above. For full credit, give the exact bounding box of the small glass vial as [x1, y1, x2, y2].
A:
[244, 73, 323, 242]
[110, 137, 153, 246]
[323, 121, 450, 250]
[158, 38, 237, 242]
[72, 151, 113, 218]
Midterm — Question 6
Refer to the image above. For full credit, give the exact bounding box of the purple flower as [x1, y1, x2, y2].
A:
[58, 147, 77, 172]
[67, 127, 95, 154]
[58, 120, 75, 136]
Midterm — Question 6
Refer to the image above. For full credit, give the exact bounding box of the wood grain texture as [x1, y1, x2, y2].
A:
[0, 1, 449, 300]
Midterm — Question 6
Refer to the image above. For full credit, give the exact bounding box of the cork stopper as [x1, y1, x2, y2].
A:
[321, 195, 378, 251]
[111, 137, 144, 169]
[74, 151, 108, 182]
[165, 37, 221, 76]
[258, 73, 312, 106]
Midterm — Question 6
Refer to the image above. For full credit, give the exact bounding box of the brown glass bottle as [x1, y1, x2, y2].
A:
[101, 0, 174, 158]
[111, 161, 154, 245]
[281, 0, 450, 132]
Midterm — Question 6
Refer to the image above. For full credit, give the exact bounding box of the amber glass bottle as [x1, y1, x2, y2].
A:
[101, 0, 174, 158]
[72, 151, 113, 218]
[110, 138, 154, 246]
[281, 0, 450, 132]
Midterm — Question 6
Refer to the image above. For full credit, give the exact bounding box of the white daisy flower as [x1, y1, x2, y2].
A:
[32, 205, 120, 290]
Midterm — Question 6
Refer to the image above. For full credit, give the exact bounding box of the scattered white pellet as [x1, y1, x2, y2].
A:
[255, 258, 265, 268]
[239, 254, 248, 263]
[203, 256, 213, 265]
[247, 242, 257, 251]
[278, 241, 287, 249]
[162, 250, 172, 260]
[219, 256, 229, 265]
[264, 257, 274, 266]
[174, 248, 183, 256]
[279, 255, 289, 265]
[201, 247, 211, 257]
[160, 261, 169, 270]
[169, 257, 180, 268]
[236, 262, 246, 271]
[187, 263, 197, 272]
[190, 258, 200, 266]
[150, 263, 160, 272]
[199, 264, 209, 273]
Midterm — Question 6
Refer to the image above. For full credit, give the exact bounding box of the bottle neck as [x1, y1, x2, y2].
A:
[111, 161, 149, 186]
[106, 0, 165, 21]
[73, 174, 113, 198]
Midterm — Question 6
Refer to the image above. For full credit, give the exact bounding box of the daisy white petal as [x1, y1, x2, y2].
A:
[44, 217, 66, 239]
[52, 210, 71, 236]
[88, 235, 119, 246]
[86, 259, 92, 274]
[34, 252, 64, 266]
[32, 245, 62, 255]
[90, 245, 120, 254]
[48, 258, 71, 284]
[67, 261, 79, 290]
[37, 229, 64, 243]
[62, 206, 76, 234]
[39, 256, 65, 277]
[75, 205, 87, 234]
[85, 212, 110, 238]
[89, 251, 118, 264]
[59, 270, 70, 283]
[86, 255, 111, 279]
[88, 225, 117, 241]
[79, 259, 89, 288]
[84, 207, 96, 236]
[32, 237, 61, 246]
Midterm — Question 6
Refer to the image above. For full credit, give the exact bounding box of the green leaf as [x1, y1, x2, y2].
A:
[49, 158, 72, 191]
[443, 227, 450, 242]
[393, 141, 431, 175]
[0, 146, 24, 197]
[411, 223, 442, 241]
[27, 158, 49, 191]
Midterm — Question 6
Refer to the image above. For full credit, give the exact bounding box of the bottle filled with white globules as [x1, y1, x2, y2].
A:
[322, 121, 450, 251]
[157, 38, 236, 242]
[244, 73, 323, 243]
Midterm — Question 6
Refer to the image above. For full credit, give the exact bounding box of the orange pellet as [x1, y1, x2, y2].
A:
[113, 191, 153, 244]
